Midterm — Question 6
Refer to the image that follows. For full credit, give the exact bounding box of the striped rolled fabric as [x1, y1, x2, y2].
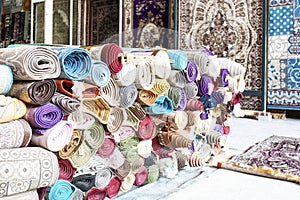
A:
[185, 61, 198, 82]
[7, 80, 57, 105]
[85, 60, 111, 87]
[0, 147, 59, 198]
[0, 64, 13, 95]
[167, 50, 188, 71]
[119, 83, 138, 108]
[52, 46, 92, 80]
[51, 92, 81, 116]
[99, 78, 120, 107]
[128, 102, 147, 120]
[0, 119, 32, 149]
[82, 97, 111, 124]
[113, 60, 136, 86]
[0, 95, 27, 123]
[0, 46, 61, 80]
[151, 78, 170, 96]
[46, 180, 76, 200]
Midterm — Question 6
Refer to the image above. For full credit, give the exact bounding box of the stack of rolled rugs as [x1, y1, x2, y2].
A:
[0, 43, 246, 200]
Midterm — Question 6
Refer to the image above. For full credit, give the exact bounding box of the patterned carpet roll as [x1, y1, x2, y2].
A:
[0, 64, 13, 95]
[106, 176, 123, 198]
[136, 89, 158, 106]
[185, 61, 198, 82]
[85, 60, 111, 87]
[135, 58, 156, 90]
[119, 83, 138, 108]
[137, 116, 156, 140]
[144, 95, 174, 114]
[167, 50, 188, 71]
[97, 137, 116, 158]
[152, 49, 171, 79]
[0, 147, 59, 198]
[95, 167, 113, 189]
[52, 47, 92, 80]
[46, 180, 76, 200]
[0, 119, 32, 149]
[30, 120, 73, 152]
[85, 187, 107, 200]
[99, 78, 120, 107]
[82, 97, 111, 124]
[113, 60, 136, 86]
[106, 107, 124, 133]
[134, 166, 148, 186]
[72, 174, 95, 192]
[0, 46, 61, 80]
[24, 103, 63, 131]
[58, 159, 77, 182]
[167, 70, 187, 88]
[7, 80, 56, 105]
[151, 78, 170, 96]
[0, 190, 39, 200]
[184, 82, 198, 99]
[51, 92, 81, 116]
[0, 95, 27, 123]
[56, 79, 100, 99]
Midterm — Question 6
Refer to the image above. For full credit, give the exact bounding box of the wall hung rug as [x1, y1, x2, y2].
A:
[219, 135, 300, 184]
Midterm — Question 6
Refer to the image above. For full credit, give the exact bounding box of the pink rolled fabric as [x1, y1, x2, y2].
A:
[85, 187, 107, 200]
[106, 176, 123, 198]
[118, 126, 136, 141]
[97, 136, 116, 158]
[58, 159, 77, 182]
[134, 166, 148, 186]
[137, 116, 157, 140]
[30, 120, 73, 152]
[185, 98, 204, 111]
[100, 43, 124, 74]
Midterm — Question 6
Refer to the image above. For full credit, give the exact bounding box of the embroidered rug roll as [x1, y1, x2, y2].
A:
[0, 119, 32, 149]
[58, 159, 77, 182]
[7, 80, 56, 105]
[167, 50, 188, 71]
[137, 116, 156, 140]
[99, 78, 120, 107]
[184, 82, 198, 99]
[0, 46, 61, 80]
[0, 95, 27, 123]
[30, 120, 73, 152]
[144, 96, 174, 114]
[46, 180, 76, 200]
[24, 103, 63, 131]
[105, 107, 124, 133]
[119, 83, 138, 108]
[152, 49, 171, 79]
[185, 61, 198, 82]
[85, 187, 107, 200]
[56, 79, 100, 99]
[0, 147, 59, 198]
[113, 60, 136, 86]
[82, 97, 111, 124]
[0, 64, 13, 95]
[136, 89, 158, 106]
[52, 47, 92, 80]
[135, 58, 156, 90]
[85, 60, 111, 87]
[167, 70, 187, 88]
[51, 92, 81, 116]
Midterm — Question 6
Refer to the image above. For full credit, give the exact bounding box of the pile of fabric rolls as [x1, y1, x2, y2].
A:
[0, 43, 246, 200]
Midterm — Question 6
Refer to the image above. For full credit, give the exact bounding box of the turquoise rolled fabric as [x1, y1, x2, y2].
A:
[144, 96, 174, 114]
[167, 50, 188, 71]
[52, 47, 92, 80]
[46, 180, 76, 200]
[0, 64, 13, 95]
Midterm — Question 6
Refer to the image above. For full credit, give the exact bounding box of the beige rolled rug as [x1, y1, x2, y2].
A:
[0, 95, 27, 123]
[134, 58, 156, 90]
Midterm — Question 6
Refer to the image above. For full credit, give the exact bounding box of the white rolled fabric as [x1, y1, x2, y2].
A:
[134, 58, 156, 90]
[184, 82, 198, 99]
[167, 70, 186, 88]
[152, 50, 171, 79]
[218, 58, 246, 77]
[113, 60, 137, 86]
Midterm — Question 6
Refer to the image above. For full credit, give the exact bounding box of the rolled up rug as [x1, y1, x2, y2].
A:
[30, 120, 73, 151]
[0, 64, 13, 95]
[56, 79, 100, 99]
[85, 187, 107, 200]
[185, 61, 198, 82]
[51, 92, 81, 116]
[0, 46, 61, 80]
[105, 107, 124, 133]
[7, 80, 56, 105]
[84, 60, 111, 87]
[0, 95, 27, 123]
[197, 74, 214, 97]
[0, 147, 59, 198]
[135, 58, 156, 90]
[175, 151, 188, 169]
[167, 70, 186, 88]
[151, 78, 170, 96]
[167, 50, 188, 71]
[137, 116, 156, 140]
[58, 159, 77, 182]
[97, 136, 116, 158]
[158, 156, 178, 179]
[58, 130, 84, 160]
[113, 159, 131, 179]
[106, 147, 126, 170]
[119, 83, 138, 108]
[176, 88, 187, 111]
[113, 60, 136, 86]
[185, 98, 204, 111]
[122, 108, 140, 131]
[69, 187, 84, 200]
[24, 103, 63, 132]
[0, 190, 39, 200]
[72, 174, 95, 192]
[51, 46, 91, 80]
[137, 140, 153, 158]
[184, 82, 198, 99]
[120, 173, 135, 192]
[147, 165, 160, 183]
[134, 166, 148, 186]
[0, 119, 32, 149]
[144, 95, 174, 114]
[218, 57, 246, 77]
[168, 86, 182, 109]
[117, 125, 136, 141]
[152, 49, 171, 79]
[100, 43, 124, 74]
[105, 176, 123, 198]
[99, 78, 120, 107]
[67, 110, 96, 130]
[82, 96, 111, 124]
[136, 89, 158, 106]
[95, 167, 113, 189]
[46, 180, 76, 200]
[128, 102, 146, 120]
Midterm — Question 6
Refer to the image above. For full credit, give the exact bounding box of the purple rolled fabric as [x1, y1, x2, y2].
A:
[211, 91, 224, 104]
[220, 69, 230, 87]
[176, 88, 187, 111]
[200, 110, 209, 120]
[185, 61, 198, 82]
[214, 124, 224, 135]
[201, 49, 214, 56]
[197, 74, 213, 97]
[24, 103, 64, 133]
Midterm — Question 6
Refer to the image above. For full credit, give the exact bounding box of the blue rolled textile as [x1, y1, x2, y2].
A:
[85, 60, 111, 87]
[0, 64, 13, 95]
[144, 96, 174, 114]
[120, 83, 138, 108]
[52, 47, 92, 80]
[46, 180, 76, 200]
[167, 50, 188, 71]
